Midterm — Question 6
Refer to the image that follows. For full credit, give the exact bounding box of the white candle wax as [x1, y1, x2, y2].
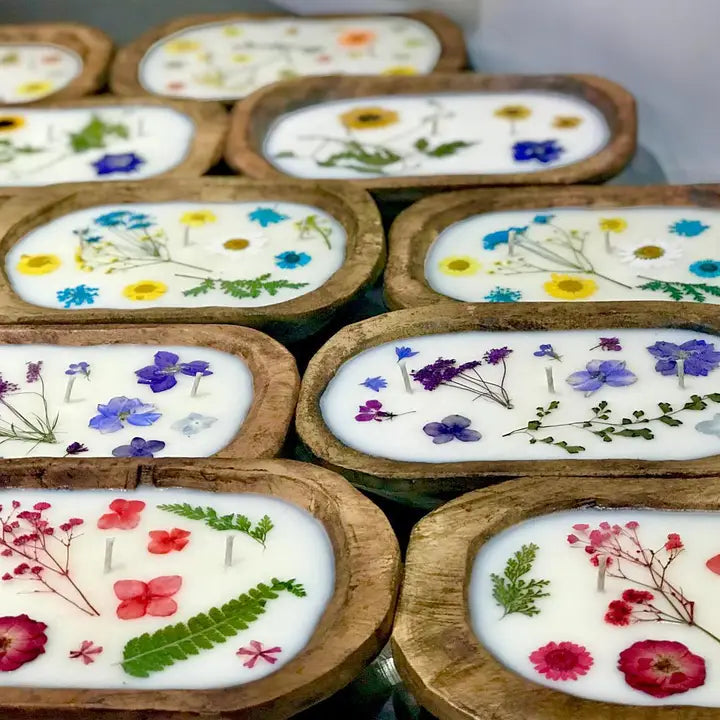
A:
[139, 17, 441, 101]
[0, 344, 252, 458]
[320, 328, 720, 462]
[5, 201, 347, 310]
[0, 486, 334, 688]
[469, 509, 720, 706]
[425, 207, 720, 305]
[0, 44, 81, 104]
[0, 105, 194, 186]
[263, 92, 609, 179]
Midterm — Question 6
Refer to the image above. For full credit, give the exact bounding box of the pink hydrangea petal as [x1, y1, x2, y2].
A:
[147, 575, 182, 597]
[113, 580, 148, 600]
[146, 596, 177, 617]
[116, 599, 147, 620]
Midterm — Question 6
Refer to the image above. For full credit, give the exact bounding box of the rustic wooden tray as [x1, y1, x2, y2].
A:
[226, 73, 636, 201]
[392, 474, 720, 720]
[386, 183, 720, 310]
[0, 22, 113, 104]
[0, 457, 401, 720]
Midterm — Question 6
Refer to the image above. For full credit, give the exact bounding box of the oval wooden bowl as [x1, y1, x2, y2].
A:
[226, 73, 637, 201]
[110, 11, 466, 100]
[0, 457, 401, 720]
[296, 304, 720, 508]
[0, 177, 384, 342]
[386, 183, 720, 310]
[0, 22, 113, 104]
[0, 323, 298, 462]
[392, 474, 720, 720]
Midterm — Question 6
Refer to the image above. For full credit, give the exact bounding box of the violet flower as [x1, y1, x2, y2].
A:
[566, 360, 638, 394]
[534, 344, 562, 361]
[360, 376, 387, 392]
[647, 340, 720, 377]
[64, 442, 88, 456]
[88, 396, 161, 433]
[423, 415, 481, 444]
[65, 362, 90, 378]
[25, 361, 42, 384]
[0, 376, 19, 398]
[591, 337, 622, 352]
[135, 351, 212, 393]
[484, 347, 512, 365]
[112, 437, 165, 458]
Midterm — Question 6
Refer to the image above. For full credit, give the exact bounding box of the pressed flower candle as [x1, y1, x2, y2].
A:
[0, 487, 334, 689]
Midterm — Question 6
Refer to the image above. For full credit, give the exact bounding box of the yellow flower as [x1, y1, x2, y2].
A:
[16, 81, 53, 97]
[74, 248, 92, 272]
[123, 280, 167, 301]
[438, 256, 480, 276]
[231, 53, 252, 64]
[553, 115, 583, 129]
[599, 218, 628, 233]
[179, 210, 217, 227]
[0, 115, 25, 132]
[544, 274, 597, 300]
[17, 254, 61, 275]
[340, 106, 399, 130]
[382, 65, 417, 76]
[494, 105, 531, 121]
[164, 39, 201, 54]
[223, 25, 243, 37]
[223, 238, 250, 251]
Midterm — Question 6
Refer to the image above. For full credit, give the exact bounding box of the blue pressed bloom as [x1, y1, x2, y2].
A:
[566, 360, 637, 394]
[696, 414, 720, 437]
[91, 152, 145, 176]
[689, 259, 720, 278]
[56, 284, 100, 309]
[125, 212, 153, 230]
[89, 396, 161, 434]
[482, 226, 528, 250]
[248, 207, 290, 227]
[423, 415, 481, 444]
[533, 214, 555, 224]
[112, 437, 165, 458]
[135, 351, 213, 393]
[647, 340, 720, 377]
[484, 286, 522, 303]
[64, 442, 88, 455]
[533, 343, 561, 361]
[360, 376, 387, 392]
[94, 210, 130, 227]
[395, 346, 418, 362]
[171, 413, 218, 437]
[275, 251, 311, 269]
[669, 219, 710, 237]
[512, 139, 564, 164]
[65, 361, 91, 378]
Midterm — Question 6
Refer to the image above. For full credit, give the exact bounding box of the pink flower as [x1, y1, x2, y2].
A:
[605, 600, 633, 626]
[572, 524, 589, 531]
[97, 499, 146, 530]
[0, 614, 48, 672]
[622, 588, 655, 604]
[33, 502, 51, 511]
[618, 640, 706, 698]
[567, 534, 579, 544]
[590, 555, 613, 568]
[69, 640, 103, 665]
[625, 521, 639, 530]
[147, 528, 191, 555]
[113, 576, 182, 619]
[665, 533, 683, 551]
[236, 640, 282, 668]
[529, 641, 593, 681]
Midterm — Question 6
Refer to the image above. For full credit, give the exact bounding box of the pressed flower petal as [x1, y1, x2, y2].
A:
[441, 414, 471, 429]
[431, 433, 455, 444]
[154, 351, 180, 368]
[146, 596, 178, 617]
[456, 428, 482, 442]
[147, 575, 182, 596]
[116, 599, 147, 620]
[422, 422, 447, 437]
[113, 579, 147, 600]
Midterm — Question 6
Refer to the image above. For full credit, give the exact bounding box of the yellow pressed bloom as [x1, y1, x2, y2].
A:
[438, 256, 480, 276]
[382, 65, 418, 76]
[340, 106, 399, 130]
[599, 217, 628, 233]
[0, 115, 25, 132]
[179, 210, 217, 227]
[223, 25, 243, 37]
[17, 254, 61, 275]
[544, 274, 597, 300]
[553, 115, 583, 129]
[16, 80, 53, 97]
[164, 39, 201, 54]
[494, 105, 532, 121]
[74, 248, 93, 272]
[123, 280, 167, 301]
[231, 53, 253, 64]
[223, 238, 250, 251]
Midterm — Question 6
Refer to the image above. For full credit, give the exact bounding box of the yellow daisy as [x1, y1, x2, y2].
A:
[16, 80, 53, 97]
[17, 254, 61, 275]
[544, 274, 597, 300]
[340, 106, 399, 130]
[382, 65, 418, 76]
[0, 115, 25, 132]
[164, 39, 201, 55]
[179, 210, 217, 227]
[494, 105, 532, 121]
[553, 115, 583, 129]
[123, 280, 167, 301]
[438, 256, 480, 276]
[599, 217, 627, 233]
[223, 238, 250, 251]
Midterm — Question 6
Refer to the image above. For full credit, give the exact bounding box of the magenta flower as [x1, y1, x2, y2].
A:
[237, 640, 282, 668]
[0, 614, 48, 672]
[69, 640, 103, 665]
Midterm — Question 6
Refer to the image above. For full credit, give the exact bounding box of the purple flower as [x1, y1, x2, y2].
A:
[590, 337, 622, 352]
[566, 360, 637, 394]
[412, 358, 462, 391]
[25, 361, 42, 384]
[91, 152, 145, 176]
[355, 399, 390, 422]
[360, 376, 387, 392]
[513, 139, 564, 164]
[647, 340, 720, 377]
[0, 376, 19, 398]
[135, 351, 212, 393]
[112, 437, 165, 458]
[533, 344, 561, 361]
[88, 396, 161, 434]
[395, 346, 418, 362]
[65, 362, 90, 378]
[483, 347, 512, 365]
[423, 415, 481, 444]
[65, 442, 88, 455]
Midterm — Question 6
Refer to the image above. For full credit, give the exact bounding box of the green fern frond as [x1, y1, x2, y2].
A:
[490, 543, 550, 618]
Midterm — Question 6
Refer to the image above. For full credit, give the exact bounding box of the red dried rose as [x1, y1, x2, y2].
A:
[0, 614, 48, 672]
[618, 640, 705, 698]
[113, 575, 182, 619]
[97, 499, 146, 530]
[529, 641, 594, 681]
[605, 600, 633, 626]
[147, 528, 191, 555]
[622, 588, 655, 604]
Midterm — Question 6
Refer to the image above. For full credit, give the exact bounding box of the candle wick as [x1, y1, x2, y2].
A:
[604, 231, 612, 254]
[399, 361, 413, 394]
[104, 537, 115, 574]
[597, 555, 607, 592]
[224, 536, 235, 568]
[508, 229, 516, 257]
[545, 365, 555, 394]
[64, 375, 76, 403]
[677, 358, 685, 389]
[191, 372, 202, 397]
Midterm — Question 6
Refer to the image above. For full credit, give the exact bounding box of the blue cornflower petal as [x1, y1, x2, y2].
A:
[482, 226, 528, 250]
[395, 346, 418, 362]
[360, 376, 387, 392]
[275, 251, 311, 269]
[689, 259, 720, 278]
[533, 214, 554, 224]
[92, 152, 145, 176]
[248, 207, 290, 227]
[512, 140, 564, 164]
[670, 219, 710, 237]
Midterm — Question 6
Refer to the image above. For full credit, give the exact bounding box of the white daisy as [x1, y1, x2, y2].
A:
[217, 232, 268, 255]
[615, 238, 683, 268]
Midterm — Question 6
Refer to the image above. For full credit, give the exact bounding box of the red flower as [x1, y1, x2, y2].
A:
[618, 640, 706, 698]
[529, 641, 593, 681]
[622, 588, 655, 604]
[147, 528, 191, 555]
[97, 499, 146, 530]
[0, 614, 48, 672]
[69, 640, 103, 665]
[625, 521, 639, 530]
[236, 640, 282, 668]
[706, 553, 720, 575]
[590, 554, 613, 567]
[665, 533, 683, 551]
[605, 600, 633, 626]
[567, 534, 579, 544]
[113, 575, 182, 619]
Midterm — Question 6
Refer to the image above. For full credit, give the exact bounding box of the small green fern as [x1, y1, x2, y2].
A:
[179, 274, 308, 299]
[121, 578, 305, 677]
[490, 543, 550, 618]
[636, 277, 720, 303]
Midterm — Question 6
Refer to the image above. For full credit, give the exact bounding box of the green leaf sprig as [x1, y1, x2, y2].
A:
[637, 277, 720, 303]
[490, 544, 550, 618]
[177, 273, 308, 299]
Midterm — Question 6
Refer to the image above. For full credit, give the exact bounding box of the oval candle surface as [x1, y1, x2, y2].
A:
[0, 44, 81, 103]
[0, 105, 194, 186]
[139, 17, 441, 101]
[263, 92, 609, 179]
[0, 344, 252, 457]
[469, 509, 720, 706]
[425, 207, 720, 304]
[0, 487, 334, 688]
[6, 201, 347, 310]
[320, 328, 720, 462]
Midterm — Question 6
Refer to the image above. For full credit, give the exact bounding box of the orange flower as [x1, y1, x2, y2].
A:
[338, 29, 376, 47]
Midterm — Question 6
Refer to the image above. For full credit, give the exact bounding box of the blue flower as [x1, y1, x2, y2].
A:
[248, 207, 289, 227]
[275, 251, 311, 269]
[484, 286, 522, 303]
[689, 259, 720, 278]
[89, 396, 161, 434]
[360, 376, 387, 392]
[423, 415, 481, 444]
[566, 360, 637, 394]
[56, 285, 100, 309]
[482, 226, 528, 250]
[135, 351, 212, 393]
[512, 140, 564, 164]
[533, 214, 554, 224]
[171, 413, 218, 437]
[670, 219, 709, 237]
[125, 213, 153, 230]
[94, 211, 128, 227]
[91, 152, 145, 176]
[533, 344, 561, 361]
[65, 362, 91, 378]
[395, 346, 418, 362]
[112, 437, 165, 458]
[647, 340, 720, 376]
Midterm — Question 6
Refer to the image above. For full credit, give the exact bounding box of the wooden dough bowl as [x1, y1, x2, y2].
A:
[297, 303, 720, 508]
[0, 457, 401, 720]
[393, 474, 720, 720]
[386, 183, 720, 310]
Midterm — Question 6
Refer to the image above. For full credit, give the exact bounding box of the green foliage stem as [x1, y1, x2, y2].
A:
[178, 273, 308, 299]
[636, 277, 720, 303]
[490, 544, 550, 618]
